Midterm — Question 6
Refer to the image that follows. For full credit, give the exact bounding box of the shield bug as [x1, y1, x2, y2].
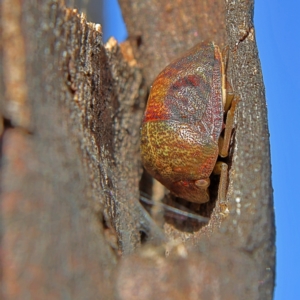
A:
[140, 41, 238, 204]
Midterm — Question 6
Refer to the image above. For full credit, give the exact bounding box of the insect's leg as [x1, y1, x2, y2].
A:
[224, 86, 234, 113]
[219, 95, 239, 158]
[213, 161, 228, 202]
[221, 45, 229, 69]
[221, 45, 231, 110]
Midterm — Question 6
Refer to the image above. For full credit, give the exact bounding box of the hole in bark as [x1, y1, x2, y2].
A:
[139, 164, 233, 233]
[140, 230, 148, 244]
[136, 35, 143, 47]
[2, 117, 14, 129]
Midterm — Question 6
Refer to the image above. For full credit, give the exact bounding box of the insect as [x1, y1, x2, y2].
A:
[140, 41, 238, 204]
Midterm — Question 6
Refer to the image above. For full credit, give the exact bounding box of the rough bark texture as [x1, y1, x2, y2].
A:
[0, 0, 161, 298]
[1, 2, 118, 299]
[119, 0, 227, 87]
[118, 0, 275, 299]
[0, 0, 275, 299]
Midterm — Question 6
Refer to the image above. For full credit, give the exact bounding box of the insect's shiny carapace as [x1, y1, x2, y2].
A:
[141, 42, 226, 204]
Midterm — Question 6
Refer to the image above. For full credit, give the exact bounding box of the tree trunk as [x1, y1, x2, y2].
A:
[0, 0, 275, 299]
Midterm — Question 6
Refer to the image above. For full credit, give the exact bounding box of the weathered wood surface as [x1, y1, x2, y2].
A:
[0, 0, 152, 298]
[119, 0, 275, 299]
[0, 0, 275, 299]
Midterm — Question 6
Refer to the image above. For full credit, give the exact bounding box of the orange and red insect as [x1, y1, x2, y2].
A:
[140, 41, 237, 204]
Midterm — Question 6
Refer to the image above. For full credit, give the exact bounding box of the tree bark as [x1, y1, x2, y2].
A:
[0, 0, 158, 298]
[0, 0, 275, 299]
[118, 0, 275, 299]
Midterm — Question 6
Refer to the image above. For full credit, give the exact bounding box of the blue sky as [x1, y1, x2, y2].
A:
[255, 1, 300, 299]
[102, 0, 300, 298]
